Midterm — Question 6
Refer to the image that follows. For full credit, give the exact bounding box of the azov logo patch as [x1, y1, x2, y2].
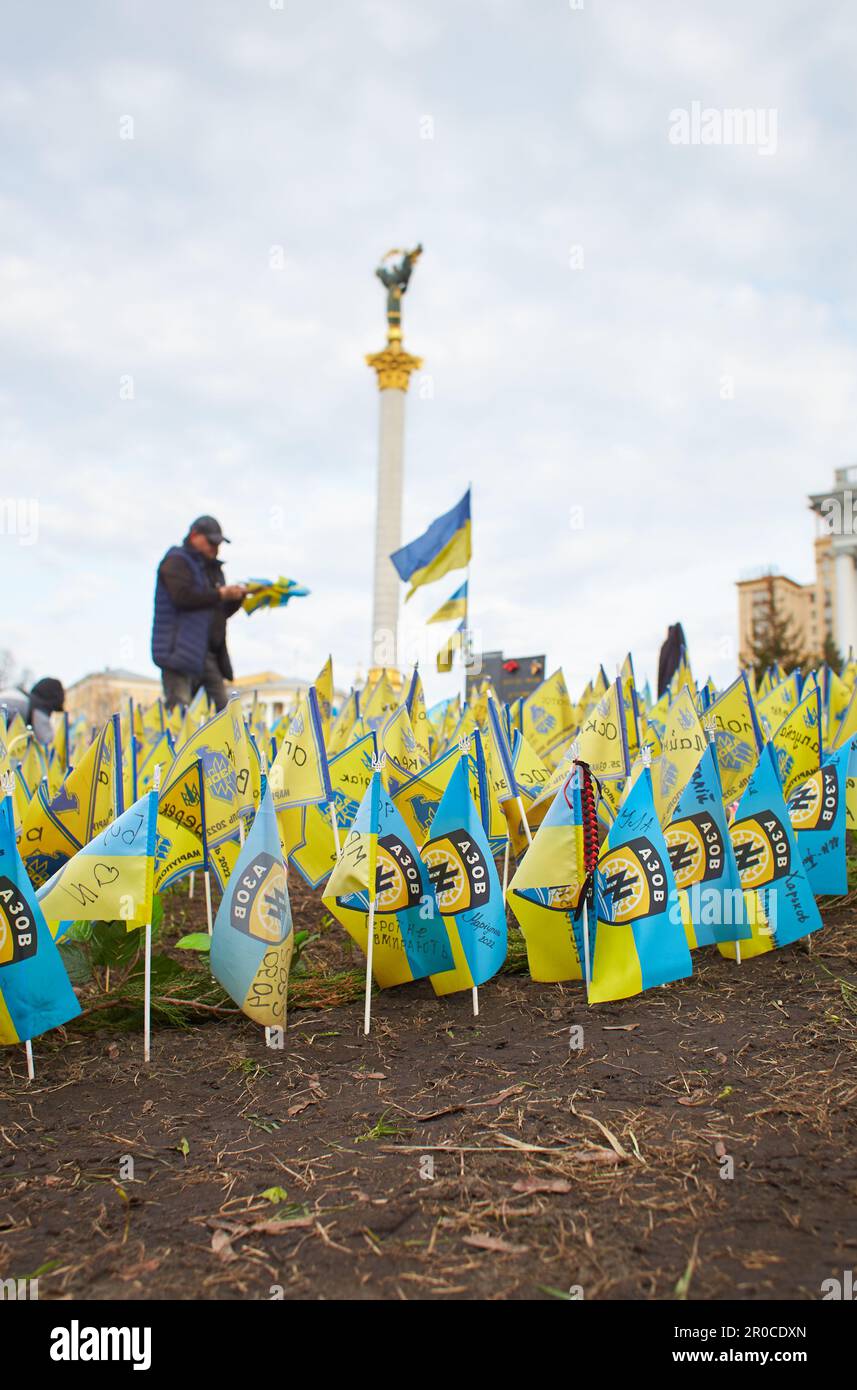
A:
[375, 835, 423, 913]
[730, 811, 791, 888]
[422, 829, 490, 915]
[664, 813, 724, 889]
[229, 852, 291, 943]
[787, 766, 838, 832]
[599, 838, 669, 923]
[0, 876, 38, 967]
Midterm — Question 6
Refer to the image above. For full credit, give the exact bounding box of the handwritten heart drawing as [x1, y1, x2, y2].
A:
[94, 863, 121, 887]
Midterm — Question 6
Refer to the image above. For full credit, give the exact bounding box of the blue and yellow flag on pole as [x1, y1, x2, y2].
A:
[785, 741, 849, 898]
[427, 582, 468, 624]
[704, 672, 763, 805]
[422, 758, 506, 995]
[507, 774, 587, 983]
[37, 789, 159, 936]
[289, 732, 375, 889]
[210, 784, 293, 1028]
[0, 794, 81, 1045]
[719, 742, 822, 960]
[771, 682, 823, 801]
[323, 770, 454, 988]
[664, 745, 750, 949]
[391, 489, 471, 600]
[269, 687, 332, 810]
[436, 622, 466, 674]
[589, 767, 692, 1004]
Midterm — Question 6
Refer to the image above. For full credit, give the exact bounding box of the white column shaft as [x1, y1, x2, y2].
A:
[834, 549, 857, 657]
[371, 386, 406, 665]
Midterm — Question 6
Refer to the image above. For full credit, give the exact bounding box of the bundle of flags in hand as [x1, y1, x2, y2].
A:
[242, 576, 310, 614]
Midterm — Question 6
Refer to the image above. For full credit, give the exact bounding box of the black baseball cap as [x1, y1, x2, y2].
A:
[189, 515, 230, 544]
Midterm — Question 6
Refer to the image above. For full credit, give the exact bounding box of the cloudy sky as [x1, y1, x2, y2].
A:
[2, 0, 856, 706]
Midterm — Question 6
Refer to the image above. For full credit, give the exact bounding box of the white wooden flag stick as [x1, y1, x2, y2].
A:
[204, 871, 213, 935]
[2, 775, 35, 1081]
[143, 763, 162, 1064]
[515, 795, 533, 847]
[329, 803, 342, 859]
[582, 897, 592, 986]
[188, 870, 195, 899]
[472, 986, 479, 1016]
[363, 897, 377, 1035]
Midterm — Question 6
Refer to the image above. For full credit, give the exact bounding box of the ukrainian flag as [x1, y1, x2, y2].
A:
[391, 490, 471, 600]
[0, 797, 81, 1045]
[436, 622, 466, 674]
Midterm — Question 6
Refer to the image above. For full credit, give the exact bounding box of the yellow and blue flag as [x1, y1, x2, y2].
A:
[391, 489, 471, 600]
[664, 745, 750, 948]
[719, 743, 822, 960]
[652, 685, 708, 826]
[785, 741, 849, 897]
[704, 673, 762, 805]
[522, 669, 576, 767]
[771, 681, 822, 800]
[0, 795, 81, 1045]
[576, 680, 631, 782]
[427, 582, 468, 624]
[589, 767, 692, 1004]
[289, 732, 375, 889]
[436, 621, 466, 674]
[508, 773, 587, 983]
[323, 770, 454, 988]
[422, 757, 506, 995]
[405, 667, 433, 764]
[37, 789, 159, 937]
[269, 687, 332, 810]
[210, 784, 293, 1028]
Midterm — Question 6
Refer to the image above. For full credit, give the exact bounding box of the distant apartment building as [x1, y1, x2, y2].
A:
[735, 465, 857, 667]
[737, 573, 813, 667]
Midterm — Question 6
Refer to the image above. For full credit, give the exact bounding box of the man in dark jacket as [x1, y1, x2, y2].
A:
[151, 517, 247, 711]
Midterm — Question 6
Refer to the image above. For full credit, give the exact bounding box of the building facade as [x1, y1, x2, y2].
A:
[808, 466, 857, 659]
[736, 574, 818, 668]
[229, 672, 346, 727]
[65, 669, 161, 725]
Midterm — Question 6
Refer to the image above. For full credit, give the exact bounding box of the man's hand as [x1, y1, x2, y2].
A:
[218, 584, 247, 602]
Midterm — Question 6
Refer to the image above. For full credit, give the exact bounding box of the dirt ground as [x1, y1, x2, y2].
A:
[2, 876, 856, 1302]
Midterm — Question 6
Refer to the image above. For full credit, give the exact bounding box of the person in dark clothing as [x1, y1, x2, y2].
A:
[657, 622, 688, 699]
[151, 516, 247, 711]
[0, 677, 65, 744]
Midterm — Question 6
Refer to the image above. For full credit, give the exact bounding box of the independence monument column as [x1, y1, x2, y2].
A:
[366, 245, 423, 670]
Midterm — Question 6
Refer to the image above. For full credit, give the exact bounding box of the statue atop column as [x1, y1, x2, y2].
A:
[375, 244, 423, 344]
